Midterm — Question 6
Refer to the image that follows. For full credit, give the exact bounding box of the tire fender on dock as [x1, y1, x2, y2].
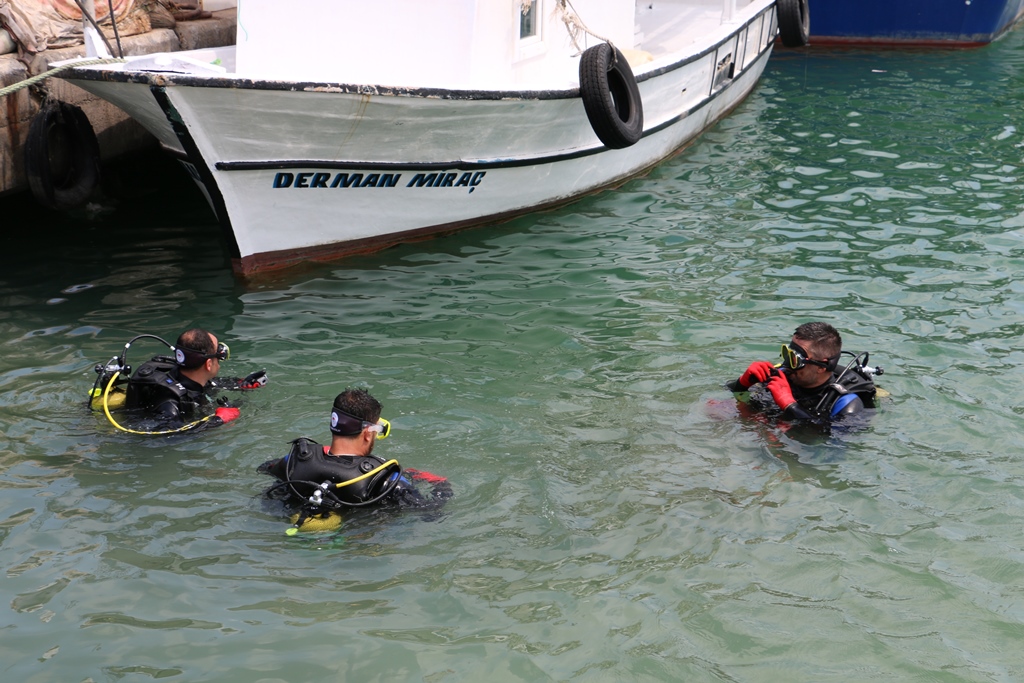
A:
[579, 43, 644, 149]
[25, 101, 102, 210]
[777, 0, 810, 47]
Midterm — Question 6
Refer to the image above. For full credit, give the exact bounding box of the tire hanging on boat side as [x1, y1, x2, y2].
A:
[777, 0, 810, 47]
[579, 43, 644, 149]
[24, 100, 102, 210]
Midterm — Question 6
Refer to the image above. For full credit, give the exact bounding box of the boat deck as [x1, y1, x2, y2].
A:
[635, 0, 764, 59]
[59, 0, 771, 91]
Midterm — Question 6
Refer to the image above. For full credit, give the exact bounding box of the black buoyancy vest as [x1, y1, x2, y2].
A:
[795, 366, 877, 418]
[279, 438, 401, 507]
[124, 356, 194, 411]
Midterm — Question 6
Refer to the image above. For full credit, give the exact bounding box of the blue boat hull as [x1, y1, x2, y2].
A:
[808, 0, 1024, 46]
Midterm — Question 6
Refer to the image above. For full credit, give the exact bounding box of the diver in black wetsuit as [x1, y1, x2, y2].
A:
[258, 388, 452, 527]
[727, 321, 881, 425]
[121, 328, 267, 429]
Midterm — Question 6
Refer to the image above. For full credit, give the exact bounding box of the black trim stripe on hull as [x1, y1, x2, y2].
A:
[232, 52, 772, 279]
[63, 7, 776, 101]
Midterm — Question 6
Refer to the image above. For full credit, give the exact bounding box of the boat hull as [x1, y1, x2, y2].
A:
[808, 0, 1024, 47]
[61, 3, 778, 276]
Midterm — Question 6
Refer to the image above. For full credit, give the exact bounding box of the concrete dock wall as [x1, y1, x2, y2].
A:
[0, 9, 235, 199]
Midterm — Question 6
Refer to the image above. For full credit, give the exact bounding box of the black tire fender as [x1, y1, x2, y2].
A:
[579, 43, 644, 149]
[25, 101, 101, 210]
[777, 0, 810, 48]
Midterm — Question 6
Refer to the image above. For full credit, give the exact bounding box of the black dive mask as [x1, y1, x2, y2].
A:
[780, 342, 837, 372]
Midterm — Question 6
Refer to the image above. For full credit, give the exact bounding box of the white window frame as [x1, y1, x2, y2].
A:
[514, 0, 546, 62]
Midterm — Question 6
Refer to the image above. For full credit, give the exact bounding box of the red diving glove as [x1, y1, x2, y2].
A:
[405, 468, 447, 483]
[738, 361, 775, 389]
[766, 372, 797, 412]
[215, 406, 241, 423]
[239, 370, 268, 390]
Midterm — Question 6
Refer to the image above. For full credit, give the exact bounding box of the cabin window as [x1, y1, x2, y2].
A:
[520, 1, 537, 39]
[515, 0, 546, 62]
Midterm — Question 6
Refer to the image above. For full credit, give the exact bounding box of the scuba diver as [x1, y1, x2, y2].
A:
[89, 328, 268, 434]
[727, 321, 882, 425]
[257, 388, 452, 534]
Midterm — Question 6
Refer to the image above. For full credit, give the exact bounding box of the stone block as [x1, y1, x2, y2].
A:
[175, 12, 236, 51]
[0, 11, 236, 196]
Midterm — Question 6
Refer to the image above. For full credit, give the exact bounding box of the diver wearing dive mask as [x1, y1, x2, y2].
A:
[727, 321, 879, 423]
[111, 328, 268, 432]
[257, 388, 452, 533]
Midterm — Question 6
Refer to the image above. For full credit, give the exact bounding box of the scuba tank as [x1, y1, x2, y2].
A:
[90, 353, 130, 411]
[88, 334, 173, 411]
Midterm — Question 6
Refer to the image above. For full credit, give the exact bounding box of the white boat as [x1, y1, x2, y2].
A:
[56, 0, 808, 276]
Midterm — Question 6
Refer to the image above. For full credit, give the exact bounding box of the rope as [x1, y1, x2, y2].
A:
[0, 57, 125, 99]
[555, 0, 616, 56]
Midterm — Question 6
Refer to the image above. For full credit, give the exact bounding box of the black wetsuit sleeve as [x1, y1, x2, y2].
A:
[782, 402, 816, 421]
[427, 479, 454, 504]
[257, 456, 288, 480]
[210, 370, 267, 391]
[391, 480, 427, 505]
[392, 470, 453, 509]
[726, 378, 746, 392]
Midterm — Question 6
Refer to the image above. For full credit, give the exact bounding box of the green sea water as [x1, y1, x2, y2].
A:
[4, 32, 1024, 683]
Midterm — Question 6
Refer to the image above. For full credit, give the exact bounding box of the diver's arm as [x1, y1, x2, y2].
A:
[766, 372, 832, 422]
[781, 401, 816, 421]
[725, 378, 745, 392]
[256, 456, 287, 479]
[728, 361, 776, 392]
[765, 371, 808, 417]
[155, 396, 238, 428]
[212, 406, 240, 425]
[211, 370, 268, 391]
[398, 469, 453, 507]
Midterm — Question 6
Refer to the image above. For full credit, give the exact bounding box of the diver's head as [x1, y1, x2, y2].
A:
[783, 322, 841, 389]
[175, 328, 228, 383]
[793, 322, 841, 359]
[329, 388, 389, 455]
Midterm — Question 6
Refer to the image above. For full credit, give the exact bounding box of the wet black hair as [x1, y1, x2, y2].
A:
[330, 388, 382, 435]
[175, 328, 216, 369]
